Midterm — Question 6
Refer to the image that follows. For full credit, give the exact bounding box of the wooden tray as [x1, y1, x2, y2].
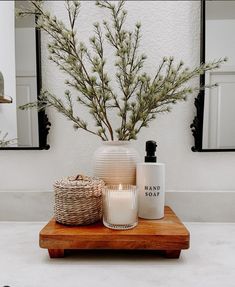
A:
[39, 206, 190, 259]
[0, 96, 12, 104]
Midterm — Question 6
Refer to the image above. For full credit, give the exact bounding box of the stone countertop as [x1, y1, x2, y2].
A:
[0, 222, 235, 287]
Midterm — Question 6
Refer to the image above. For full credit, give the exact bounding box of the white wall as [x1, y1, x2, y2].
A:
[0, 1, 17, 140]
[203, 20, 235, 149]
[206, 20, 235, 65]
[1, 1, 235, 193]
[15, 27, 39, 147]
[15, 28, 37, 77]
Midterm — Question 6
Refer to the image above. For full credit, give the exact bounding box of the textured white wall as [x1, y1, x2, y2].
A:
[1, 1, 235, 192]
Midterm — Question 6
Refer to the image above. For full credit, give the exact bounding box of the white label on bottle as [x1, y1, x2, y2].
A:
[137, 163, 165, 219]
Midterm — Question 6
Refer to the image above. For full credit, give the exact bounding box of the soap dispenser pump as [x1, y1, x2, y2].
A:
[137, 141, 165, 219]
[145, 140, 157, 162]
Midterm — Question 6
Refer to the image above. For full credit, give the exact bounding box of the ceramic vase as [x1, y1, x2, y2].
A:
[93, 141, 140, 185]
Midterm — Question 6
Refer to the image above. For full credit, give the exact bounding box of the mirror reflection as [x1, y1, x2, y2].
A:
[0, 1, 39, 148]
[203, 1, 235, 149]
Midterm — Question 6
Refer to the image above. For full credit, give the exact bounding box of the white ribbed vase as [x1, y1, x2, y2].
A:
[93, 141, 140, 185]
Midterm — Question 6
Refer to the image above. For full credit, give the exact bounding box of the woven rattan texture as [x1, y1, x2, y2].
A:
[54, 175, 105, 225]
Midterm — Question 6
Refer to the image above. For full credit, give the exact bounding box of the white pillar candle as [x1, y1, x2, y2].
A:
[103, 185, 138, 229]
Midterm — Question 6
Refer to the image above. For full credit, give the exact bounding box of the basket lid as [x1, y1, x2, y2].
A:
[53, 174, 104, 190]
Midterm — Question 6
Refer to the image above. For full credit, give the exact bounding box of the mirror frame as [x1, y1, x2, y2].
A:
[1, 20, 51, 150]
[191, 0, 235, 152]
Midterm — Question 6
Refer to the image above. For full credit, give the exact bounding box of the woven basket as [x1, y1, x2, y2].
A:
[54, 175, 105, 225]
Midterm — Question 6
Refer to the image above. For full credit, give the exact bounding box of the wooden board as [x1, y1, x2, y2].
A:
[0, 96, 12, 103]
[39, 206, 190, 259]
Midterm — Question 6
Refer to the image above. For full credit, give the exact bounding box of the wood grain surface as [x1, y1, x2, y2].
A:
[40, 206, 190, 258]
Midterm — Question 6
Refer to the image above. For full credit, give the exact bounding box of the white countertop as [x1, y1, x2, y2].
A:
[0, 222, 235, 287]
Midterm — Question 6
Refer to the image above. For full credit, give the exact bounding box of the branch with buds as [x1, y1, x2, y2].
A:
[0, 131, 16, 147]
[19, 0, 227, 140]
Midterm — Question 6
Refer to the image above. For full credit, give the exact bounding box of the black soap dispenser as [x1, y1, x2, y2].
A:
[137, 141, 165, 219]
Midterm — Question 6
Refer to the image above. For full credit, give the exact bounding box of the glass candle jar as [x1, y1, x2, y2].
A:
[102, 184, 138, 230]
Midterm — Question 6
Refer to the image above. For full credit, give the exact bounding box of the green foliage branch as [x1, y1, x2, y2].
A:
[0, 131, 15, 147]
[18, 0, 226, 141]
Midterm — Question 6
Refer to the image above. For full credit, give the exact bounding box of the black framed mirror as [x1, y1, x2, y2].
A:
[191, 0, 235, 152]
[0, 1, 50, 150]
